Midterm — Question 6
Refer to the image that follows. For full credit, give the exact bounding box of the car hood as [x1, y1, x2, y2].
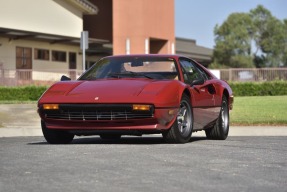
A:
[39, 79, 184, 107]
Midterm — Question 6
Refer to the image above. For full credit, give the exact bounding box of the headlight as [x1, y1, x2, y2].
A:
[132, 104, 151, 111]
[43, 104, 59, 110]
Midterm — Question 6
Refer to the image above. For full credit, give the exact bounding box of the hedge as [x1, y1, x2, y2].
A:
[0, 81, 286, 101]
[0, 86, 48, 101]
[229, 81, 287, 96]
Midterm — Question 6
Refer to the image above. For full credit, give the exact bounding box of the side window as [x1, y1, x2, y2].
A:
[179, 59, 202, 84]
[196, 65, 210, 80]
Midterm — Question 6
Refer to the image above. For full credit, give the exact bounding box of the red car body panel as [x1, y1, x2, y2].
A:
[40, 79, 183, 107]
[38, 54, 233, 135]
[39, 79, 184, 131]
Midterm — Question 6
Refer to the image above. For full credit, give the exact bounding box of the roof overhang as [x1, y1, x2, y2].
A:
[64, 0, 99, 15]
[175, 37, 213, 64]
[0, 28, 109, 45]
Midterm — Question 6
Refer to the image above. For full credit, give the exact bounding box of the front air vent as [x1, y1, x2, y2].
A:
[42, 104, 154, 121]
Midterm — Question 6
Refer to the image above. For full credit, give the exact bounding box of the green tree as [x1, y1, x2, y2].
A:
[281, 19, 287, 67]
[213, 13, 254, 68]
[250, 5, 286, 67]
[212, 5, 287, 68]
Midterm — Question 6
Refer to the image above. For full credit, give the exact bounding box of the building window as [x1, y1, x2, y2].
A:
[16, 47, 32, 69]
[35, 49, 49, 60]
[52, 50, 66, 62]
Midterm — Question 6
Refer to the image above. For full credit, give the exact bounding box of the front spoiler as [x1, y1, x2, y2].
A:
[40, 108, 179, 131]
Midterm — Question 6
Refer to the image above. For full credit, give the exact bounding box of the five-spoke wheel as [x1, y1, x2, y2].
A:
[163, 94, 193, 143]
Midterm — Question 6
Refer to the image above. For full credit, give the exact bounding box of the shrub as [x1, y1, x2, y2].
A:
[229, 81, 287, 96]
[0, 86, 48, 101]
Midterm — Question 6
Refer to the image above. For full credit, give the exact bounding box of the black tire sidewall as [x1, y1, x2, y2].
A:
[41, 121, 74, 144]
[173, 95, 193, 143]
[219, 96, 229, 138]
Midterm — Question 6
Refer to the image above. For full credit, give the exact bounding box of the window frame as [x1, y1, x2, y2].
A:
[52, 50, 67, 62]
[179, 58, 204, 84]
[34, 48, 50, 60]
[194, 63, 212, 81]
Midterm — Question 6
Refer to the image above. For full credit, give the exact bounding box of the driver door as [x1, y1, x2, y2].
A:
[179, 58, 218, 130]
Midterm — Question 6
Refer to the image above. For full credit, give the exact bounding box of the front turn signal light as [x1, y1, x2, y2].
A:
[43, 104, 59, 110]
[133, 104, 151, 111]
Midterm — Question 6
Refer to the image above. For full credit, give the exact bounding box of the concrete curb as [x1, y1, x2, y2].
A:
[194, 126, 287, 137]
[0, 126, 287, 138]
[0, 127, 42, 137]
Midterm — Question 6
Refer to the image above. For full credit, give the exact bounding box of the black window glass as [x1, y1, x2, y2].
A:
[196, 65, 210, 80]
[179, 59, 202, 84]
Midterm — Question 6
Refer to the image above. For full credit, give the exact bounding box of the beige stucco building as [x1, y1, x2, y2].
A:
[0, 0, 99, 72]
[0, 0, 212, 85]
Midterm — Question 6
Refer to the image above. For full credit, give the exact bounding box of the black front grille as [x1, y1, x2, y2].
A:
[42, 104, 154, 121]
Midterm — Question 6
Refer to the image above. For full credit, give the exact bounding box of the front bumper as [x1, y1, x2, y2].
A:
[39, 107, 178, 131]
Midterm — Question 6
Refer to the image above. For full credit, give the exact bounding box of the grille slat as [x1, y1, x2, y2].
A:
[43, 104, 154, 121]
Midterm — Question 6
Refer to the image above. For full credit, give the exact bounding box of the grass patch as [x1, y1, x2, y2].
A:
[230, 95, 287, 125]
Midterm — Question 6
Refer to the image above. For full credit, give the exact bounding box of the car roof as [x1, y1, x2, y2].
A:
[104, 54, 185, 60]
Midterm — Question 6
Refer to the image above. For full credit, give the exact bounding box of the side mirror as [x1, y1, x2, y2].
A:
[131, 60, 143, 67]
[61, 75, 71, 81]
[191, 78, 204, 86]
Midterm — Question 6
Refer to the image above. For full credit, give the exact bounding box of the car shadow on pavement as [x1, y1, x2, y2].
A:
[28, 136, 207, 145]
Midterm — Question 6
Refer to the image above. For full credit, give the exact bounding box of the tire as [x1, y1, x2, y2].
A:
[205, 95, 229, 140]
[163, 94, 193, 143]
[41, 121, 74, 144]
[100, 134, 121, 140]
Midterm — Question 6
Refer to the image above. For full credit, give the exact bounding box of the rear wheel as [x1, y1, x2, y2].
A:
[163, 94, 193, 143]
[41, 121, 74, 144]
[205, 95, 229, 140]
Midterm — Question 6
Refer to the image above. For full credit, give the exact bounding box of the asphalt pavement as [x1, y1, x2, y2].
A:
[0, 136, 286, 192]
[1, 104, 287, 192]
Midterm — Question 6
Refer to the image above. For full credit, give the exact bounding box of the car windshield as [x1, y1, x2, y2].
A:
[79, 57, 179, 80]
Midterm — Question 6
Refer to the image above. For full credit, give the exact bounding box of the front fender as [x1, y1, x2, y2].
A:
[153, 80, 188, 108]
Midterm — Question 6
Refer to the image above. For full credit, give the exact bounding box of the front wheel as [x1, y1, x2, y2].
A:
[205, 95, 229, 140]
[162, 94, 193, 143]
[41, 121, 74, 144]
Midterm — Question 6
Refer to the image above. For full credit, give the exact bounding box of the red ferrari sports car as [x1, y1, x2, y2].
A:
[38, 54, 233, 144]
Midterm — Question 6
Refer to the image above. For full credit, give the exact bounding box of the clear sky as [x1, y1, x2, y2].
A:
[175, 0, 287, 49]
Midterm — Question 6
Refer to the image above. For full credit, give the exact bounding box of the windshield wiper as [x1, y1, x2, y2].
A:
[106, 73, 122, 78]
[81, 76, 97, 80]
[125, 71, 154, 79]
[107, 71, 153, 79]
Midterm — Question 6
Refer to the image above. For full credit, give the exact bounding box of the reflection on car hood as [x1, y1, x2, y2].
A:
[68, 79, 147, 97]
[39, 79, 181, 105]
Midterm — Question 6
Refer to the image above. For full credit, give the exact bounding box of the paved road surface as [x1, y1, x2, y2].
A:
[0, 136, 286, 192]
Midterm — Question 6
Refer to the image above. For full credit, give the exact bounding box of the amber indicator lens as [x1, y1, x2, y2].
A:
[43, 104, 59, 110]
[133, 104, 151, 111]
